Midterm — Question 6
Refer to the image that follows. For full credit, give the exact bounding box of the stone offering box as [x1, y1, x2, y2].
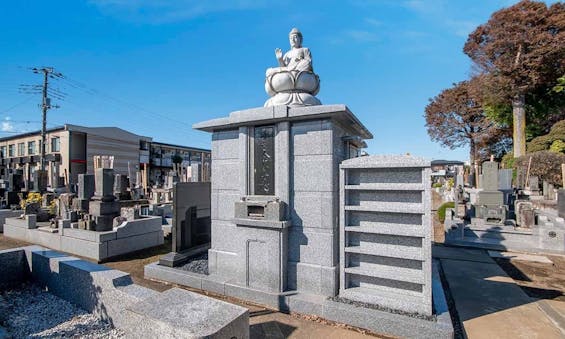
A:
[0, 246, 249, 339]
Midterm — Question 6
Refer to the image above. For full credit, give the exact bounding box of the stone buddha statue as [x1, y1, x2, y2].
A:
[264, 28, 321, 107]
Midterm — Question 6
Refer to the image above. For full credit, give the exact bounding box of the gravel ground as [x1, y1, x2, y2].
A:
[177, 252, 209, 275]
[0, 283, 125, 339]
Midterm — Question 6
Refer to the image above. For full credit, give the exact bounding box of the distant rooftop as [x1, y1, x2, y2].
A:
[431, 159, 465, 166]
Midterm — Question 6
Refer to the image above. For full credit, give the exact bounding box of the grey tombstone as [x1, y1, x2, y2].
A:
[78, 174, 95, 200]
[190, 164, 201, 182]
[498, 169, 513, 190]
[94, 168, 115, 200]
[558, 189, 565, 218]
[159, 182, 211, 267]
[529, 176, 540, 194]
[482, 161, 499, 190]
[90, 168, 119, 231]
[33, 170, 48, 193]
[113, 174, 130, 200]
[475, 161, 506, 223]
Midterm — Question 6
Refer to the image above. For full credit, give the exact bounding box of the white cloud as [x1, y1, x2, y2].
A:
[1, 120, 14, 132]
[89, 0, 268, 24]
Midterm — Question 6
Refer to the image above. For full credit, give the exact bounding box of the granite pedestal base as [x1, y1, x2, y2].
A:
[145, 260, 453, 338]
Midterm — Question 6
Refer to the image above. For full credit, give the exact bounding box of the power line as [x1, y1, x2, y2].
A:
[58, 75, 193, 128]
[0, 97, 34, 114]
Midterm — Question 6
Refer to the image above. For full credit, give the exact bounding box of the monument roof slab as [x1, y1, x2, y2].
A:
[193, 104, 373, 139]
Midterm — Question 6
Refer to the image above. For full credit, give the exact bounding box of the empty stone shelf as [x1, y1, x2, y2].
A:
[344, 265, 424, 284]
[344, 245, 425, 261]
[344, 183, 425, 191]
[344, 225, 426, 237]
[345, 203, 425, 214]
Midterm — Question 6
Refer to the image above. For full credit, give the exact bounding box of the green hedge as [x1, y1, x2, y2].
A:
[438, 201, 455, 223]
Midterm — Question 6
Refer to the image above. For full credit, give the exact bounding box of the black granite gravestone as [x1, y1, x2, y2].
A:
[254, 125, 275, 195]
[159, 182, 211, 267]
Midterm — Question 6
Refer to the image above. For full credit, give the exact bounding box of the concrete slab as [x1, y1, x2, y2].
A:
[440, 253, 563, 338]
[488, 251, 554, 264]
[432, 245, 494, 264]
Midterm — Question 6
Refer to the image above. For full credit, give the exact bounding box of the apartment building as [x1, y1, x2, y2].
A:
[0, 124, 210, 188]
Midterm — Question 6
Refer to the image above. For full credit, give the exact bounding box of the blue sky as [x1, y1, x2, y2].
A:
[0, 0, 551, 161]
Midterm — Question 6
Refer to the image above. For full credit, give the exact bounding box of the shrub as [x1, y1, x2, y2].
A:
[515, 151, 565, 186]
[527, 119, 565, 153]
[438, 201, 455, 223]
[501, 152, 515, 169]
[550, 140, 565, 154]
[527, 135, 553, 153]
[432, 182, 442, 188]
[20, 192, 42, 209]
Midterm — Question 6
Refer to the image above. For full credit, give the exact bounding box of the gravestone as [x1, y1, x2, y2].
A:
[5, 191, 21, 207]
[113, 174, 130, 200]
[499, 169, 513, 190]
[78, 174, 95, 200]
[543, 181, 556, 200]
[8, 173, 23, 192]
[159, 182, 211, 267]
[529, 176, 540, 195]
[558, 190, 565, 218]
[475, 161, 506, 223]
[33, 170, 48, 193]
[194, 103, 372, 298]
[190, 164, 201, 182]
[89, 168, 119, 231]
[482, 162, 498, 190]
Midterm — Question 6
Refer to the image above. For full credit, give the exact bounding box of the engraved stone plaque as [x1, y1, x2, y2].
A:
[254, 126, 275, 195]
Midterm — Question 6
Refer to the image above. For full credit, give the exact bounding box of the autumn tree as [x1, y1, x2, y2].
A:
[425, 78, 505, 164]
[463, 0, 565, 158]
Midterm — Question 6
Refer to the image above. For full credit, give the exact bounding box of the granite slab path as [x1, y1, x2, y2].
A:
[435, 245, 564, 338]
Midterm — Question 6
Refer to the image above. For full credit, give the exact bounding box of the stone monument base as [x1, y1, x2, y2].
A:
[145, 260, 453, 338]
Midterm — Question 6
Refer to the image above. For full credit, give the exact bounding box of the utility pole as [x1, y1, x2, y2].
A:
[30, 67, 62, 171]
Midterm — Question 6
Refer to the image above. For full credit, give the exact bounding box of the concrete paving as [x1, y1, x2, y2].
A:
[436, 245, 564, 338]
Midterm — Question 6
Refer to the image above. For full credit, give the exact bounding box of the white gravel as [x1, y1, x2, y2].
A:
[0, 283, 125, 338]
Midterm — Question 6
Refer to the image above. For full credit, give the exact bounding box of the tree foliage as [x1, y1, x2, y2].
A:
[514, 151, 565, 186]
[464, 1, 564, 97]
[425, 78, 507, 163]
[527, 120, 565, 153]
[463, 1, 565, 156]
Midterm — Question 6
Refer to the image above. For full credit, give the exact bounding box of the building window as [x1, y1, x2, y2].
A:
[51, 137, 60, 152]
[28, 141, 36, 155]
[140, 140, 149, 151]
[8, 144, 14, 157]
[0, 146, 6, 158]
[17, 143, 25, 156]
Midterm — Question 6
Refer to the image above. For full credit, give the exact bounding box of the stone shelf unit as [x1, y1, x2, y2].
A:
[339, 155, 432, 316]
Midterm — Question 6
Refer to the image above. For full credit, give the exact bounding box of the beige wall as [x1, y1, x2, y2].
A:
[0, 129, 69, 186]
